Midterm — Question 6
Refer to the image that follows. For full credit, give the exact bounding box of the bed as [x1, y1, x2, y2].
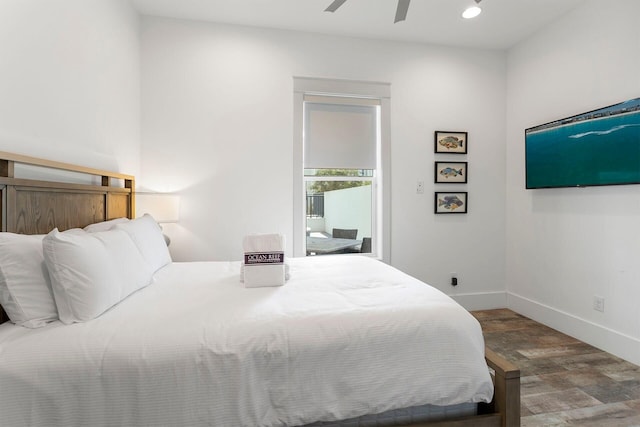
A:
[0, 151, 520, 427]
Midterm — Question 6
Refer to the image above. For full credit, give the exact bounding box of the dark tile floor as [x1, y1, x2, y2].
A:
[471, 309, 640, 427]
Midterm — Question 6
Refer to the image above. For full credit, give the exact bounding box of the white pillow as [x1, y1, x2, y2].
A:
[84, 217, 130, 233]
[114, 214, 172, 273]
[43, 228, 154, 324]
[0, 233, 58, 328]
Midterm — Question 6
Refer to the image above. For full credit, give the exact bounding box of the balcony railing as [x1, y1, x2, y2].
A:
[306, 193, 324, 218]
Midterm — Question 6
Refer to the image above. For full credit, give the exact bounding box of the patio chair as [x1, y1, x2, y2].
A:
[332, 228, 358, 239]
[360, 237, 372, 253]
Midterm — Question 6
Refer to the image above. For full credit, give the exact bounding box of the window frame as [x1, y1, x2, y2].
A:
[293, 77, 391, 261]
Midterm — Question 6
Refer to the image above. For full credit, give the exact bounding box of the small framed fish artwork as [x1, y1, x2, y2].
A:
[434, 191, 468, 214]
[435, 161, 467, 184]
[434, 131, 467, 154]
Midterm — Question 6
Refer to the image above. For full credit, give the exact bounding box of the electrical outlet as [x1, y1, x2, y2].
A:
[451, 272, 458, 286]
[593, 296, 605, 312]
[416, 181, 425, 194]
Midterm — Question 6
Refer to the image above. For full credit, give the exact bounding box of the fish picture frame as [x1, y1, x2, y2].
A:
[435, 161, 468, 184]
[435, 131, 467, 154]
[434, 191, 468, 214]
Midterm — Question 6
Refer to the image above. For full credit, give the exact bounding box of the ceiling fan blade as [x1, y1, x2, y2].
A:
[325, 0, 348, 13]
[394, 0, 410, 23]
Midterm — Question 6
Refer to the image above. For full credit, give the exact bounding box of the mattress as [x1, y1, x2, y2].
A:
[0, 255, 493, 427]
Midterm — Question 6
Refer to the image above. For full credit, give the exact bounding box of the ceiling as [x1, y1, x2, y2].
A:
[131, 0, 585, 50]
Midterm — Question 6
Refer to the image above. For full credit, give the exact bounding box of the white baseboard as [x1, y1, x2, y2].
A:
[508, 292, 640, 367]
[450, 291, 507, 311]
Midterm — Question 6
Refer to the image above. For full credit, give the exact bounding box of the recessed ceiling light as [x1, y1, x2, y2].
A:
[462, 0, 482, 19]
[462, 6, 481, 19]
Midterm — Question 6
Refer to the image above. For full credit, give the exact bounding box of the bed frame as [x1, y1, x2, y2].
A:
[0, 150, 134, 324]
[0, 151, 520, 427]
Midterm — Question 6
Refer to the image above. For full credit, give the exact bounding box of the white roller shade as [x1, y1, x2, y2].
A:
[304, 99, 378, 170]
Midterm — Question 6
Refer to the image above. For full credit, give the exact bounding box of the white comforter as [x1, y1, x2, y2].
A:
[0, 256, 493, 427]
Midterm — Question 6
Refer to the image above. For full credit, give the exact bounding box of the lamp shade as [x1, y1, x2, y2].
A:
[136, 193, 180, 223]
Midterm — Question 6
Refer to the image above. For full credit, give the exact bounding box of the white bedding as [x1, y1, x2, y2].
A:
[0, 256, 493, 427]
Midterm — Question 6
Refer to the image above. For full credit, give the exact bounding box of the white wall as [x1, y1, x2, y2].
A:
[506, 0, 640, 364]
[140, 18, 507, 305]
[0, 0, 140, 176]
[324, 185, 372, 239]
[306, 217, 325, 233]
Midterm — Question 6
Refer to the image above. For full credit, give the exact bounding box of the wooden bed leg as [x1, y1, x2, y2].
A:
[484, 347, 521, 427]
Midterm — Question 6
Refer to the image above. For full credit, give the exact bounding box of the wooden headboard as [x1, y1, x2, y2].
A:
[0, 151, 135, 324]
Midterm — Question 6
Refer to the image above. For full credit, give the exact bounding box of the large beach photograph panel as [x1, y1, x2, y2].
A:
[526, 97, 640, 189]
